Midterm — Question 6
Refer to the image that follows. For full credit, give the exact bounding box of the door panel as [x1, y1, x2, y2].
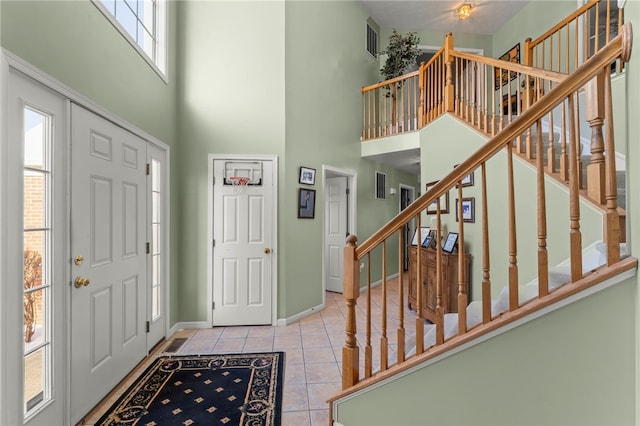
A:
[70, 104, 147, 423]
[213, 159, 273, 326]
[325, 176, 348, 293]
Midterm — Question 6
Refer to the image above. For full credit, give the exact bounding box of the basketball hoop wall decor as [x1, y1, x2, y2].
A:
[299, 166, 316, 185]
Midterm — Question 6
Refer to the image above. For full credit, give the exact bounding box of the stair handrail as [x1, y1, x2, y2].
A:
[528, 0, 600, 49]
[356, 23, 631, 262]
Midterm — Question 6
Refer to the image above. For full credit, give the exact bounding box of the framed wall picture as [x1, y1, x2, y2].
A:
[442, 232, 459, 253]
[454, 164, 474, 187]
[299, 166, 316, 185]
[494, 43, 520, 89]
[298, 188, 316, 218]
[421, 235, 433, 248]
[456, 197, 475, 223]
[425, 180, 449, 215]
[410, 227, 430, 246]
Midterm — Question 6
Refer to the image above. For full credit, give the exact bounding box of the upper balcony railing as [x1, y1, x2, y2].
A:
[361, 0, 624, 143]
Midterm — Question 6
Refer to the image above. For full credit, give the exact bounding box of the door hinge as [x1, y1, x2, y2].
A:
[146, 242, 150, 254]
[212, 239, 215, 248]
[146, 321, 150, 333]
[212, 301, 215, 310]
[346, 188, 350, 195]
[146, 163, 150, 175]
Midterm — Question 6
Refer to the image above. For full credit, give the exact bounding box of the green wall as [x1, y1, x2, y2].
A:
[175, 0, 417, 321]
[0, 1, 177, 145]
[336, 276, 637, 425]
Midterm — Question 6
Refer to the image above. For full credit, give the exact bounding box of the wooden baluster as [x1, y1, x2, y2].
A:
[394, 83, 399, 135]
[565, 24, 570, 74]
[536, 119, 549, 297]
[397, 230, 405, 363]
[455, 58, 460, 115]
[415, 214, 424, 355]
[603, 65, 621, 263]
[575, 97, 583, 189]
[465, 58, 471, 121]
[586, 72, 606, 204]
[472, 62, 477, 127]
[498, 68, 504, 132]
[547, 84, 556, 174]
[364, 253, 372, 378]
[507, 142, 519, 310]
[457, 184, 467, 334]
[342, 235, 360, 390]
[445, 32, 454, 113]
[491, 65, 497, 137]
[560, 99, 569, 181]
[483, 63, 489, 132]
[567, 93, 583, 282]
[418, 64, 425, 129]
[435, 204, 444, 344]
[481, 163, 492, 323]
[594, 1, 600, 55]
[362, 91, 366, 141]
[380, 241, 388, 372]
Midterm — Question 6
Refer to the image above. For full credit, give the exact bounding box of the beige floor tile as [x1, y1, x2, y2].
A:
[180, 339, 216, 354]
[310, 409, 330, 426]
[282, 383, 309, 411]
[282, 410, 311, 426]
[284, 363, 306, 385]
[242, 337, 274, 353]
[302, 333, 331, 348]
[219, 326, 251, 339]
[191, 328, 224, 340]
[247, 325, 276, 338]
[307, 382, 340, 410]
[303, 346, 336, 364]
[284, 348, 304, 365]
[304, 362, 341, 384]
[213, 338, 245, 353]
[274, 335, 303, 350]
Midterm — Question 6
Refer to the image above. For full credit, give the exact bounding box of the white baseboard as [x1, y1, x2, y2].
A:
[360, 273, 399, 292]
[168, 321, 210, 338]
[276, 302, 326, 326]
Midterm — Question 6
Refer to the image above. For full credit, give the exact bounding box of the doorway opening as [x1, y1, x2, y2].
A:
[322, 166, 357, 296]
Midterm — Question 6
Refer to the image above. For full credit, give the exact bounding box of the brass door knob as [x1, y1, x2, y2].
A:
[74, 277, 90, 288]
[264, 248, 271, 254]
[74, 255, 84, 266]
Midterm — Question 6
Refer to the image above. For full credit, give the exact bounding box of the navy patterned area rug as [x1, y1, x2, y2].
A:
[96, 352, 285, 425]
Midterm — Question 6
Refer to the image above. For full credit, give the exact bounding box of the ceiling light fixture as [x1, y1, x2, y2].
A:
[457, 3, 472, 20]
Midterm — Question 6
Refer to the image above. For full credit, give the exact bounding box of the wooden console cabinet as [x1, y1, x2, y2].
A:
[408, 246, 471, 323]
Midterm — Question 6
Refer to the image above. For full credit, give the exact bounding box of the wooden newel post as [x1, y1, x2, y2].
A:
[342, 234, 360, 390]
[586, 72, 606, 204]
[444, 32, 455, 113]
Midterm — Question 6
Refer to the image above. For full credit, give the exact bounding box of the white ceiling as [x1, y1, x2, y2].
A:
[359, 0, 531, 35]
[359, 0, 531, 176]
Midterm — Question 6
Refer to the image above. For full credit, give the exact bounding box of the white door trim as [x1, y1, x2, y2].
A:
[321, 165, 357, 301]
[207, 154, 279, 326]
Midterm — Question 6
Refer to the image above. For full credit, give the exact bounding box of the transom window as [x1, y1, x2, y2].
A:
[93, 0, 167, 79]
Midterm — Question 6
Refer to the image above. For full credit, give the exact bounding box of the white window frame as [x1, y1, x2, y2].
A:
[92, 0, 168, 82]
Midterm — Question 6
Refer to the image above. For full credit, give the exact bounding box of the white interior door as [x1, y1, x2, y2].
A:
[325, 176, 348, 293]
[70, 104, 147, 423]
[212, 159, 273, 326]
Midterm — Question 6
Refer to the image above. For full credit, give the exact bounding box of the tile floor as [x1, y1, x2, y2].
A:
[80, 276, 417, 426]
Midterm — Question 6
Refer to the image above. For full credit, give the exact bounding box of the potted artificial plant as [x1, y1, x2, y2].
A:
[380, 29, 421, 128]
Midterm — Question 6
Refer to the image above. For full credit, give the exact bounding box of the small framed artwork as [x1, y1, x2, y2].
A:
[421, 235, 433, 248]
[299, 166, 316, 185]
[456, 197, 475, 223]
[410, 227, 430, 246]
[298, 188, 316, 218]
[442, 232, 459, 253]
[425, 181, 449, 215]
[494, 43, 520, 89]
[454, 164, 474, 187]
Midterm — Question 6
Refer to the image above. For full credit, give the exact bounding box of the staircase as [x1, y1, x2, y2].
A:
[329, 1, 636, 423]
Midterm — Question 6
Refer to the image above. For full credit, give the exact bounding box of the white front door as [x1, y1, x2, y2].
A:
[325, 176, 348, 293]
[212, 159, 274, 326]
[70, 104, 147, 423]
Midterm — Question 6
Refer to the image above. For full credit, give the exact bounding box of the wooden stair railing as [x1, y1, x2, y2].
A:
[333, 22, 633, 407]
